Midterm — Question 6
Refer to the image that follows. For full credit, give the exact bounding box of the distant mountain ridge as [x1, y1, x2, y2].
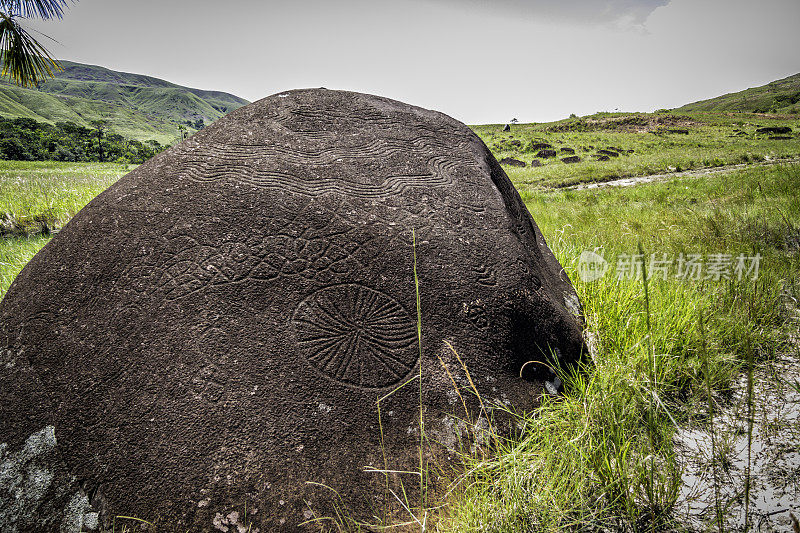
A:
[676, 73, 800, 114]
[0, 60, 250, 144]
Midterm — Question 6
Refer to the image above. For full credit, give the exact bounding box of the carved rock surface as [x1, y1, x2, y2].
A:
[0, 89, 585, 531]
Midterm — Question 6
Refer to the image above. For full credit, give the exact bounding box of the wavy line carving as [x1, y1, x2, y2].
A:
[174, 114, 478, 198]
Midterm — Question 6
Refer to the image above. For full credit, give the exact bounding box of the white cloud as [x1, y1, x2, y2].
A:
[20, 0, 800, 124]
[430, 0, 671, 27]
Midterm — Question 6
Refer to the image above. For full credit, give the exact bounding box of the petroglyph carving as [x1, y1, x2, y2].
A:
[462, 300, 489, 330]
[474, 264, 498, 287]
[175, 145, 471, 198]
[174, 101, 480, 199]
[120, 223, 366, 301]
[292, 284, 418, 388]
[188, 327, 230, 403]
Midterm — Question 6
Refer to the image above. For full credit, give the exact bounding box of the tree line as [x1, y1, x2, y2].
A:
[0, 117, 168, 164]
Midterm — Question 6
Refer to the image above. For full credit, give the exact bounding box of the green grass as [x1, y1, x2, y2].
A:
[0, 160, 129, 236]
[434, 163, 798, 532]
[473, 111, 800, 188]
[0, 160, 126, 297]
[675, 72, 800, 114]
[0, 235, 50, 297]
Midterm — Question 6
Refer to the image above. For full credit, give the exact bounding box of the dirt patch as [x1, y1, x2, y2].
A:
[567, 157, 800, 191]
[547, 114, 700, 133]
[726, 112, 800, 121]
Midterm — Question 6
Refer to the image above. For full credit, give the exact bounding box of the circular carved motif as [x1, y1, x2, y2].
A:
[292, 284, 418, 388]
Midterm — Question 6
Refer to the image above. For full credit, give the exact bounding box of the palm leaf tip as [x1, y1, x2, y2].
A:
[0, 0, 70, 20]
[0, 12, 61, 87]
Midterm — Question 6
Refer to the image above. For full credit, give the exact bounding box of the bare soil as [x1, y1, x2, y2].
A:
[568, 157, 800, 191]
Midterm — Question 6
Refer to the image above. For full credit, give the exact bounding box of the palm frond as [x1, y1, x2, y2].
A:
[0, 0, 70, 20]
[0, 12, 61, 87]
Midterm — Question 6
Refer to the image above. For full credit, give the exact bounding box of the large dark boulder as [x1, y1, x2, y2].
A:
[536, 149, 557, 158]
[0, 89, 586, 532]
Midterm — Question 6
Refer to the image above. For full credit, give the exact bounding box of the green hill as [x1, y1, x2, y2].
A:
[676, 72, 800, 114]
[0, 60, 249, 144]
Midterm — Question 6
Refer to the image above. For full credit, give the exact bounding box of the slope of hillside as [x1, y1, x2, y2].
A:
[0, 60, 249, 144]
[676, 72, 800, 114]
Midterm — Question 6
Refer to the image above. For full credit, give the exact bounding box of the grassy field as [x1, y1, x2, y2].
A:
[675, 72, 800, 114]
[0, 161, 131, 237]
[0, 139, 798, 531]
[475, 110, 800, 188]
[0, 236, 51, 298]
[0, 161, 129, 295]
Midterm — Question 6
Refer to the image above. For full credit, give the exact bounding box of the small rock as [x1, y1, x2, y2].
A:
[560, 147, 575, 154]
[536, 149, 557, 158]
[595, 155, 610, 161]
[530, 159, 543, 167]
[668, 129, 690, 134]
[510, 140, 522, 147]
[596, 149, 619, 157]
[756, 126, 791, 134]
[529, 142, 552, 151]
[561, 156, 581, 164]
[502, 124, 511, 131]
[499, 157, 526, 167]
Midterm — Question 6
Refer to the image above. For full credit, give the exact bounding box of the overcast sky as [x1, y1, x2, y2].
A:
[26, 0, 800, 124]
